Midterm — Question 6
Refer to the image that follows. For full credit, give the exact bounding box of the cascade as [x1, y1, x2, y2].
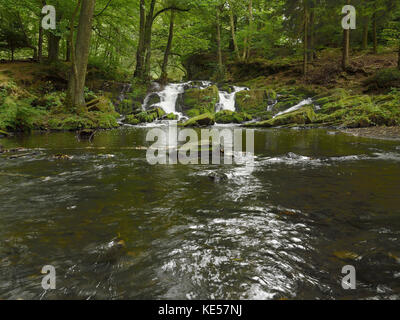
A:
[142, 82, 248, 117]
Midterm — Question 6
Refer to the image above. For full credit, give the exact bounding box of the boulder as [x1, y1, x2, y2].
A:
[215, 110, 252, 124]
[124, 107, 166, 125]
[183, 113, 215, 127]
[182, 85, 219, 117]
[247, 105, 316, 127]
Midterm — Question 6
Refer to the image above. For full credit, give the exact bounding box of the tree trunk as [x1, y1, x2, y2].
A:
[48, 32, 61, 62]
[228, 1, 240, 61]
[308, 5, 315, 63]
[216, 7, 223, 79]
[143, 0, 157, 80]
[160, 10, 175, 83]
[66, 0, 96, 111]
[303, 4, 308, 76]
[373, 11, 377, 54]
[11, 48, 15, 62]
[362, 17, 369, 50]
[38, 20, 44, 62]
[398, 43, 400, 70]
[66, 38, 71, 62]
[134, 0, 146, 78]
[246, 0, 253, 60]
[342, 0, 351, 71]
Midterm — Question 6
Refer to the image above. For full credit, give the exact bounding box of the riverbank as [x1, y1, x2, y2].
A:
[1, 48, 400, 133]
[341, 126, 400, 141]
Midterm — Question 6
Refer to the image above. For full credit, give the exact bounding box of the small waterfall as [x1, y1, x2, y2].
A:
[118, 83, 132, 102]
[273, 98, 313, 118]
[156, 83, 189, 115]
[142, 82, 249, 118]
[216, 86, 248, 112]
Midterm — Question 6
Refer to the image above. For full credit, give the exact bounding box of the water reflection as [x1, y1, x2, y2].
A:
[0, 128, 399, 299]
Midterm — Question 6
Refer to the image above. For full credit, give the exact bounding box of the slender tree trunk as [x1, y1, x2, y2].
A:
[38, 0, 45, 62]
[303, 4, 308, 76]
[160, 10, 175, 83]
[134, 0, 146, 78]
[362, 17, 369, 50]
[38, 21, 43, 62]
[228, 1, 240, 61]
[373, 11, 377, 54]
[216, 7, 223, 79]
[66, 0, 96, 111]
[398, 43, 400, 70]
[308, 5, 315, 63]
[48, 33, 61, 62]
[143, 0, 157, 79]
[342, 0, 350, 71]
[246, 0, 253, 60]
[66, 38, 71, 62]
[11, 48, 15, 62]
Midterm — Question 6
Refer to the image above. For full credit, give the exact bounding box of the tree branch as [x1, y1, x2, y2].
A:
[152, 6, 190, 22]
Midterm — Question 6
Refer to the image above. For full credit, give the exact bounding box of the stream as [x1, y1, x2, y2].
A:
[1, 127, 400, 299]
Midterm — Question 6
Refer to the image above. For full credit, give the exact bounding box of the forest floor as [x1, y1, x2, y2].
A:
[232, 48, 399, 93]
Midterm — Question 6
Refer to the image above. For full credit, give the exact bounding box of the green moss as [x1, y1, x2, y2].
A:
[235, 89, 268, 115]
[183, 85, 219, 116]
[166, 113, 178, 120]
[117, 99, 133, 115]
[0, 97, 46, 132]
[183, 113, 215, 127]
[215, 110, 252, 124]
[248, 105, 316, 127]
[123, 107, 166, 125]
[314, 89, 400, 128]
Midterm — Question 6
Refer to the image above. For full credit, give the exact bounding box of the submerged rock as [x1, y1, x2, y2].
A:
[208, 172, 229, 183]
[53, 154, 73, 160]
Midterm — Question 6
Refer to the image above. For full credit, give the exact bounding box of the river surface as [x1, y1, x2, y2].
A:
[0, 127, 400, 300]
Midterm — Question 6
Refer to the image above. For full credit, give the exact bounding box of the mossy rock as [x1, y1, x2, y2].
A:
[125, 115, 140, 125]
[235, 89, 268, 115]
[116, 99, 133, 115]
[182, 85, 219, 116]
[123, 107, 165, 125]
[248, 105, 316, 127]
[183, 113, 215, 127]
[165, 113, 178, 120]
[271, 96, 304, 114]
[215, 110, 252, 124]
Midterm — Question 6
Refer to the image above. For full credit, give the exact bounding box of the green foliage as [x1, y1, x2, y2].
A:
[0, 97, 45, 132]
[364, 68, 400, 90]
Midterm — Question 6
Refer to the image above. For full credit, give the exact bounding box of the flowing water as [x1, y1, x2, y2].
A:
[216, 87, 248, 112]
[1, 127, 400, 300]
[142, 82, 247, 117]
